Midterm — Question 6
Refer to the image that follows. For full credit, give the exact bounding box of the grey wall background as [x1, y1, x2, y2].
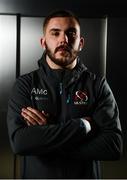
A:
[0, 0, 127, 178]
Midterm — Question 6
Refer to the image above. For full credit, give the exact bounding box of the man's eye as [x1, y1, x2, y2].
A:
[68, 31, 76, 38]
[51, 32, 60, 36]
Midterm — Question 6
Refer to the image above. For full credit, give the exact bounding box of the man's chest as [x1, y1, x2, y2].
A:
[30, 81, 96, 121]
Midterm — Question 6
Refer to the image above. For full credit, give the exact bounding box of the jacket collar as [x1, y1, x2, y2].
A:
[38, 52, 88, 87]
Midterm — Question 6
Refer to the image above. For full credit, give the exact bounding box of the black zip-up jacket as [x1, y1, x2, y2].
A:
[7, 54, 123, 179]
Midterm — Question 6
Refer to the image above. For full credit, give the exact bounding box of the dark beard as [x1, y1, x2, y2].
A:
[45, 43, 80, 67]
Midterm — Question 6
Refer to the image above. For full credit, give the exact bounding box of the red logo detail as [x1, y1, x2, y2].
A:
[74, 90, 88, 105]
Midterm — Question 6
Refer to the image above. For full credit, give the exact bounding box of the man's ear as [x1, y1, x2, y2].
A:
[40, 37, 46, 49]
[79, 37, 85, 51]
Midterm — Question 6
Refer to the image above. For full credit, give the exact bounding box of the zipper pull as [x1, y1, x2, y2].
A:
[59, 82, 63, 95]
[67, 94, 71, 104]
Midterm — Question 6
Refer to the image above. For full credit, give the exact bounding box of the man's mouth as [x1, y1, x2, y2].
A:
[58, 48, 68, 52]
[55, 46, 71, 53]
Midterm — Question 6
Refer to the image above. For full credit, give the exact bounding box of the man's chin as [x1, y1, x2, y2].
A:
[55, 57, 71, 65]
[52, 57, 71, 67]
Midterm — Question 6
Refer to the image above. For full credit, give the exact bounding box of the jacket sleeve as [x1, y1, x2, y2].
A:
[67, 77, 123, 160]
[7, 76, 88, 155]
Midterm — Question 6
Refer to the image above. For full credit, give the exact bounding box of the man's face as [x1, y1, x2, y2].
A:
[41, 17, 84, 68]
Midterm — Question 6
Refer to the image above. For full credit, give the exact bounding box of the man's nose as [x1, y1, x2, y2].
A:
[59, 33, 68, 44]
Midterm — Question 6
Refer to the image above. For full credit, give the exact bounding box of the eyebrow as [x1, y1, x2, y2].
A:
[49, 27, 77, 33]
[49, 28, 61, 32]
[68, 27, 77, 31]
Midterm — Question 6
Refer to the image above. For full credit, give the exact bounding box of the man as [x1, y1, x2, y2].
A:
[7, 10, 123, 179]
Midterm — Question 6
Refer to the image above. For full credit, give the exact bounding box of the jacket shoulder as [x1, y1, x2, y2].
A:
[82, 68, 108, 98]
[12, 70, 40, 93]
[83, 67, 105, 82]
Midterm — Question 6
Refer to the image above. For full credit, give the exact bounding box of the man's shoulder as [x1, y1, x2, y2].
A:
[18, 69, 39, 81]
[14, 69, 40, 88]
[82, 67, 104, 82]
[80, 66, 107, 93]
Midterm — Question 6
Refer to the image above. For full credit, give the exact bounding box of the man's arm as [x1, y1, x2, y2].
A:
[7, 77, 90, 155]
[66, 78, 123, 161]
[7, 76, 123, 160]
[21, 106, 91, 133]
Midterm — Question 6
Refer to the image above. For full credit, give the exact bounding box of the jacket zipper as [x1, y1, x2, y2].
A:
[59, 82, 63, 95]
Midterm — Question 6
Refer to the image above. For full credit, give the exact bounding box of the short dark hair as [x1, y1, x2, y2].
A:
[43, 9, 80, 33]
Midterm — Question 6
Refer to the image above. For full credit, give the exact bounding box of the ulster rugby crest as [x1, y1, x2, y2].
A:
[74, 90, 88, 105]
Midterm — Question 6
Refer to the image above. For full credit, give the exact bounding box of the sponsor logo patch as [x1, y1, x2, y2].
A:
[74, 90, 88, 105]
[31, 88, 47, 95]
[31, 88, 48, 101]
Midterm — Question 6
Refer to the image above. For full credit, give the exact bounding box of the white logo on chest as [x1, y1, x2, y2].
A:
[31, 88, 47, 95]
